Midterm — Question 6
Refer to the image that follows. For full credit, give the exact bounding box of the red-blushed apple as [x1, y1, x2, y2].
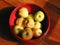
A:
[33, 28, 42, 37]
[22, 28, 33, 40]
[34, 11, 45, 22]
[34, 22, 42, 28]
[16, 17, 24, 25]
[19, 8, 28, 18]
[24, 14, 34, 28]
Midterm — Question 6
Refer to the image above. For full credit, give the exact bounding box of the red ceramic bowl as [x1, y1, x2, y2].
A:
[9, 3, 50, 44]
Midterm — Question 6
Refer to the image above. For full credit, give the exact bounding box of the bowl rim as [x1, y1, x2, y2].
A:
[9, 3, 50, 43]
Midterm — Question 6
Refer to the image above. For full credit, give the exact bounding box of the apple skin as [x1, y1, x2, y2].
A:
[14, 24, 25, 34]
[27, 14, 33, 19]
[24, 14, 34, 28]
[16, 17, 24, 30]
[16, 17, 24, 25]
[14, 25, 23, 34]
[19, 8, 28, 18]
[34, 22, 42, 28]
[22, 28, 33, 40]
[34, 11, 45, 22]
[33, 28, 42, 37]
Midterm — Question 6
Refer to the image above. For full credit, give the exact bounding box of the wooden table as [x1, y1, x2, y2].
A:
[0, 0, 60, 45]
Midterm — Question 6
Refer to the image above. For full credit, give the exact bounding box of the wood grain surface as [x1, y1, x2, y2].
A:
[4, 0, 47, 7]
[0, 0, 60, 45]
[48, 0, 60, 8]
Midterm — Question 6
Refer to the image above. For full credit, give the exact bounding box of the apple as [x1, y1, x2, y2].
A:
[19, 8, 28, 18]
[24, 14, 34, 28]
[27, 14, 33, 19]
[34, 22, 42, 28]
[22, 28, 33, 40]
[33, 28, 42, 37]
[16, 17, 24, 25]
[14, 24, 24, 34]
[34, 11, 45, 22]
[19, 25, 24, 30]
[14, 25, 22, 34]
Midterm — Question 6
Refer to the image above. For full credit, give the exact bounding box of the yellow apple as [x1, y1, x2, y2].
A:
[19, 8, 28, 18]
[22, 28, 33, 40]
[27, 14, 33, 19]
[14, 25, 22, 34]
[34, 22, 42, 28]
[34, 11, 45, 22]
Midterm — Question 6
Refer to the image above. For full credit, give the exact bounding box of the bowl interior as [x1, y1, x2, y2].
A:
[9, 4, 50, 43]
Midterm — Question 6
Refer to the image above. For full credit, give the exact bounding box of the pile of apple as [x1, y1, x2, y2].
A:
[14, 7, 45, 40]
